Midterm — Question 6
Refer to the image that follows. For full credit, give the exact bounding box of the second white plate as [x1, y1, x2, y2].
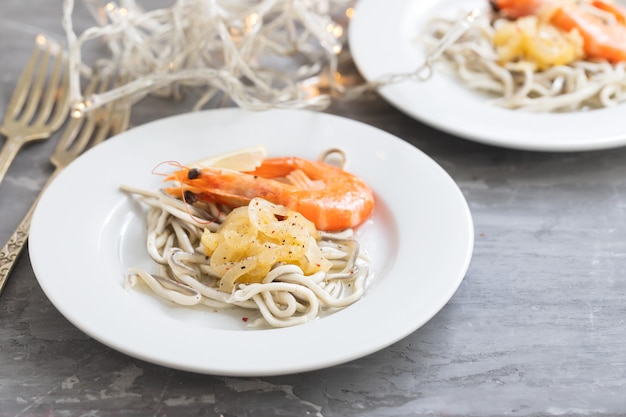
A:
[349, 0, 626, 152]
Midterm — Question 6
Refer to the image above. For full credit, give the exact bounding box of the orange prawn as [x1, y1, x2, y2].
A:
[490, 0, 626, 62]
[165, 156, 375, 232]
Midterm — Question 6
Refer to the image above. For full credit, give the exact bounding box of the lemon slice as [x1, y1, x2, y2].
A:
[189, 145, 268, 171]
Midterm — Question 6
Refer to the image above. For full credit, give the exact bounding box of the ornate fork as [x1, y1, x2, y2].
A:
[0, 70, 131, 294]
[0, 35, 69, 184]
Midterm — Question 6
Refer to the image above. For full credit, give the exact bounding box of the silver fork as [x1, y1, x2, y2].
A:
[0, 35, 69, 185]
[0, 70, 131, 294]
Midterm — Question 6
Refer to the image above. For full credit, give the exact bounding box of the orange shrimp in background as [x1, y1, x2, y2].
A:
[165, 156, 375, 232]
[490, 0, 548, 18]
[490, 0, 626, 62]
[591, 0, 626, 23]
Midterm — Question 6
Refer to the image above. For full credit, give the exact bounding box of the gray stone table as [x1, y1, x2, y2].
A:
[1, 1, 625, 416]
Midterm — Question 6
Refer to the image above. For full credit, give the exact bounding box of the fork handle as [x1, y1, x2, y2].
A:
[0, 134, 27, 185]
[0, 167, 59, 295]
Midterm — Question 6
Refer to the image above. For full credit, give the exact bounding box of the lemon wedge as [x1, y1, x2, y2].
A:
[189, 145, 267, 172]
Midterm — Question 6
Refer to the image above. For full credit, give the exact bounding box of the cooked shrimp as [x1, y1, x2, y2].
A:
[592, 0, 626, 23]
[551, 2, 626, 62]
[491, 0, 626, 62]
[490, 0, 549, 18]
[165, 156, 375, 232]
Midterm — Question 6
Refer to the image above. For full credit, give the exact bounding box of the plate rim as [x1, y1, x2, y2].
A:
[29, 108, 474, 376]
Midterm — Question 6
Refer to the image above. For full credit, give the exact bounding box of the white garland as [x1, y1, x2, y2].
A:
[61, 0, 477, 117]
[62, 0, 356, 116]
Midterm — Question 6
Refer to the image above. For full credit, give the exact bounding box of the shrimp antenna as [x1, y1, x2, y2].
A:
[180, 190, 219, 227]
[164, 163, 222, 227]
[152, 160, 184, 177]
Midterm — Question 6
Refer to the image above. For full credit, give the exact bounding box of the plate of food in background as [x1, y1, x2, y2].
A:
[349, 0, 626, 151]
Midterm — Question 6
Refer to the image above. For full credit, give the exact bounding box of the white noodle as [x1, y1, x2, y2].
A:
[120, 185, 370, 328]
[423, 12, 626, 112]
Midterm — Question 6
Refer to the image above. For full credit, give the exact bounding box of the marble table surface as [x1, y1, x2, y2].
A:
[1, 1, 626, 416]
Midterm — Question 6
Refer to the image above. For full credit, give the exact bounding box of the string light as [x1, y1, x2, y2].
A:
[61, 0, 478, 116]
[62, 0, 355, 115]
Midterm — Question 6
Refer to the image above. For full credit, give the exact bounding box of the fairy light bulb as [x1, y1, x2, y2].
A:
[71, 100, 88, 119]
[105, 2, 116, 13]
[327, 23, 343, 38]
[301, 83, 321, 99]
[334, 71, 343, 84]
[245, 13, 259, 32]
[228, 25, 243, 41]
[35, 34, 47, 46]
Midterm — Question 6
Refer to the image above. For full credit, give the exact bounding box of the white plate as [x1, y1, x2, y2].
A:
[29, 109, 473, 376]
[349, 0, 626, 152]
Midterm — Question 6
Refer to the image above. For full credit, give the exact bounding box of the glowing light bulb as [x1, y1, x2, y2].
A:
[71, 100, 90, 119]
[245, 13, 259, 32]
[35, 34, 47, 46]
[327, 23, 343, 38]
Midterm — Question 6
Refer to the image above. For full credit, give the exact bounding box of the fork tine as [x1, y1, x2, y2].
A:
[89, 105, 115, 146]
[3, 41, 43, 121]
[53, 73, 104, 157]
[33, 43, 66, 127]
[70, 116, 97, 157]
[111, 73, 132, 135]
[75, 72, 116, 150]
[80, 71, 134, 149]
[59, 69, 124, 161]
[46, 61, 70, 133]
[56, 117, 84, 153]
[111, 105, 131, 136]
[0, 36, 70, 188]
[16, 40, 51, 124]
